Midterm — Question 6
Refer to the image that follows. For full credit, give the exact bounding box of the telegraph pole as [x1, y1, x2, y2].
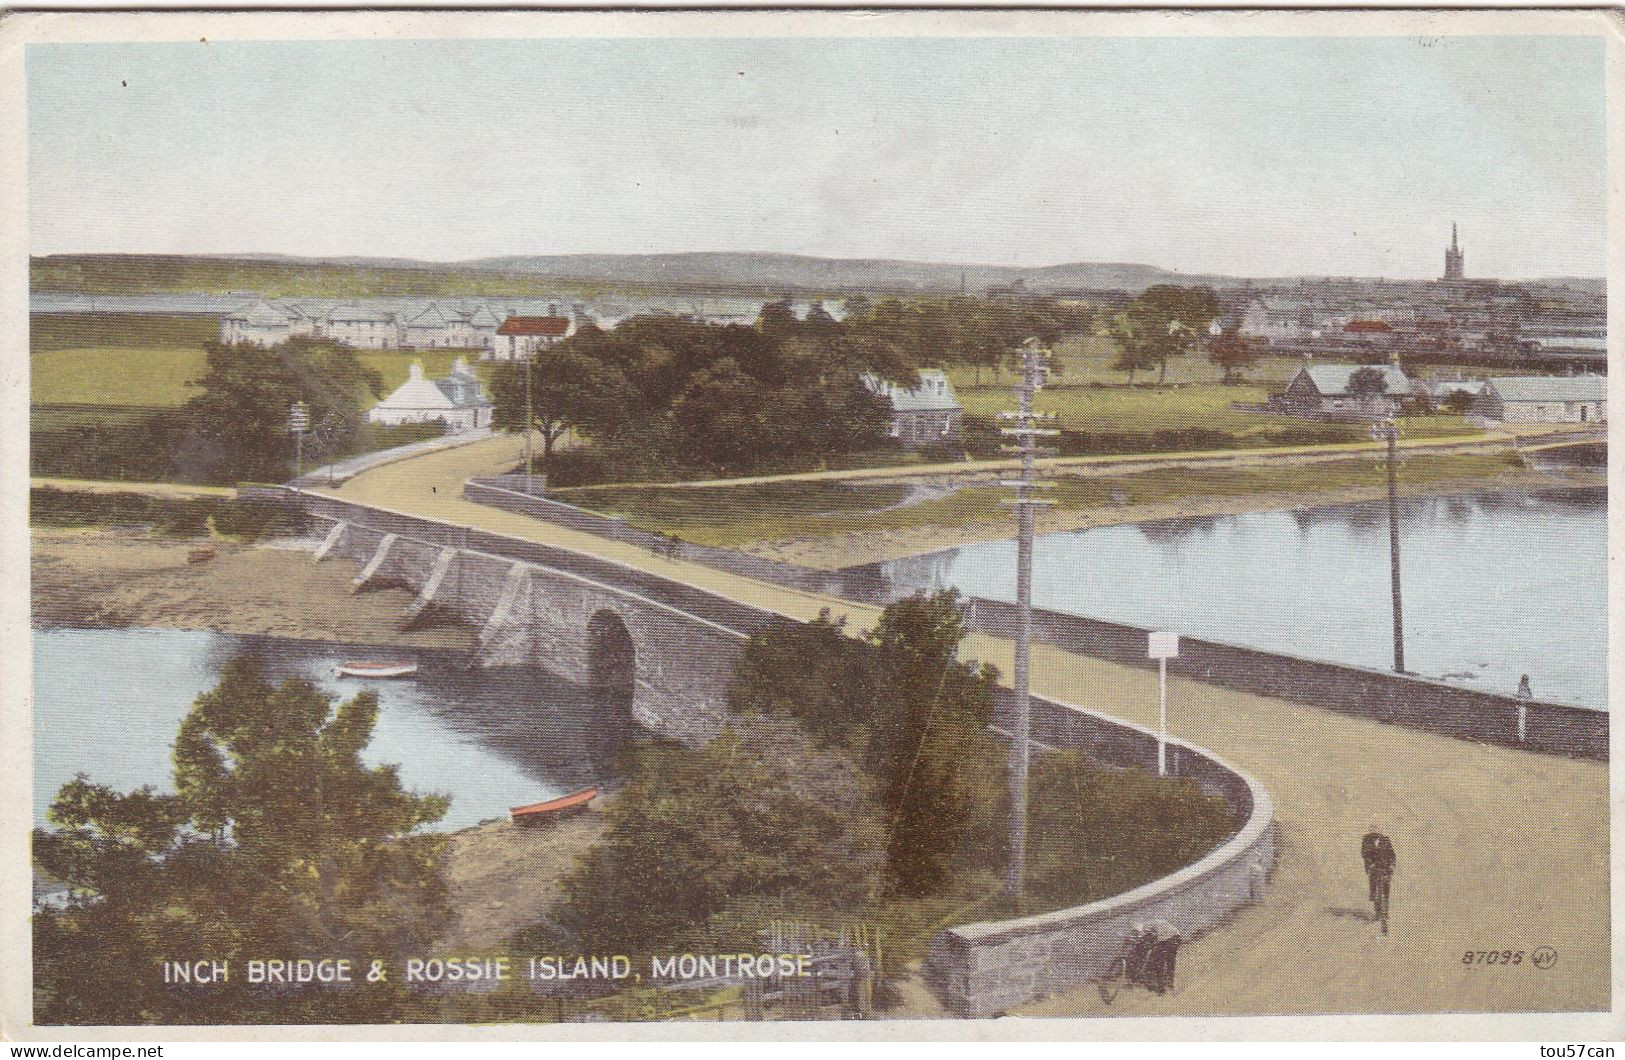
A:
[288, 401, 309, 483]
[1373, 417, 1405, 672]
[523, 349, 535, 494]
[998, 338, 1057, 910]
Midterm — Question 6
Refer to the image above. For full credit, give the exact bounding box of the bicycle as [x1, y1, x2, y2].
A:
[1097, 931, 1153, 1004]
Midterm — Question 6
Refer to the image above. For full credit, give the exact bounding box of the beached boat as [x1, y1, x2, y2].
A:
[510, 786, 598, 825]
[333, 661, 419, 679]
[187, 548, 216, 564]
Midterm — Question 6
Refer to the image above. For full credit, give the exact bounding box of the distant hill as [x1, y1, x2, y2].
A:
[29, 251, 1602, 300]
[30, 251, 1250, 298]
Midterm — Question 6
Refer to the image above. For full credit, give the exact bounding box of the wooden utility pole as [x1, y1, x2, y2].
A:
[1373, 417, 1405, 672]
[997, 338, 1057, 909]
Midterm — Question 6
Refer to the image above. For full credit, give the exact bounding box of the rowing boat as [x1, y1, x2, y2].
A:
[333, 661, 419, 679]
[510, 786, 598, 825]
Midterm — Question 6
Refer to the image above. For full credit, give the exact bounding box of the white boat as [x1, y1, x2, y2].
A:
[334, 661, 419, 679]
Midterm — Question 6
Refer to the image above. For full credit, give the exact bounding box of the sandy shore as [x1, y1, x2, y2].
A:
[32, 528, 476, 652]
[740, 465, 1603, 569]
[435, 806, 609, 951]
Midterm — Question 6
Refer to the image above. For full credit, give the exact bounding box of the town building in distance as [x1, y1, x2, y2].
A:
[1225, 226, 1605, 369]
[220, 299, 587, 356]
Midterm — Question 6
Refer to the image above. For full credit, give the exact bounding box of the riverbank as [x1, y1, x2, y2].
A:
[31, 527, 476, 652]
[740, 463, 1603, 569]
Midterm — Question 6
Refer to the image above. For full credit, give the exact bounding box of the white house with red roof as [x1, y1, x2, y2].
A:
[365, 357, 493, 433]
[488, 314, 575, 360]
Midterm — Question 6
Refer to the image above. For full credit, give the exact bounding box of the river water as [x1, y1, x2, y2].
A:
[33, 627, 629, 832]
[877, 488, 1607, 710]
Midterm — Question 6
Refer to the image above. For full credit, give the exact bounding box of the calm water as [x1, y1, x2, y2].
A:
[33, 627, 630, 831]
[880, 489, 1607, 710]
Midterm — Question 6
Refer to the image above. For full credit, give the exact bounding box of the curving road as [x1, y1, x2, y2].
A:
[321, 434, 1610, 1018]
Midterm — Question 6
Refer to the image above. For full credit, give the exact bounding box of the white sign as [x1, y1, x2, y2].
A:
[1148, 631, 1180, 660]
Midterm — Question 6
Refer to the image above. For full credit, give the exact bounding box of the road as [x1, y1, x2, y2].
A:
[326, 434, 1610, 1018]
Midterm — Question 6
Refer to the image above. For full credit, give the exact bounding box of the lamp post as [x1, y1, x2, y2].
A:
[1371, 417, 1405, 673]
[997, 338, 1058, 910]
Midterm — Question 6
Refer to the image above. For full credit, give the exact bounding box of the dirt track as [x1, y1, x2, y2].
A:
[316, 434, 1610, 1019]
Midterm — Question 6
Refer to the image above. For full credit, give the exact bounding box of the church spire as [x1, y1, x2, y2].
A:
[1451, 222, 1459, 252]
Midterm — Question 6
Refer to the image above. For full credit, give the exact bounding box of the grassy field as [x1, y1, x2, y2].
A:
[955, 381, 1481, 444]
[948, 335, 1306, 390]
[31, 347, 209, 407]
[557, 450, 1531, 548]
[31, 312, 219, 351]
[31, 333, 494, 409]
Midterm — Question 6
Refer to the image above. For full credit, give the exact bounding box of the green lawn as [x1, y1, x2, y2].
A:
[31, 347, 208, 407]
[31, 312, 219, 351]
[947, 336, 1305, 390]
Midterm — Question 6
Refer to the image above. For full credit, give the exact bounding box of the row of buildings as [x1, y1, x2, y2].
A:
[221, 299, 579, 359]
[1274, 363, 1606, 425]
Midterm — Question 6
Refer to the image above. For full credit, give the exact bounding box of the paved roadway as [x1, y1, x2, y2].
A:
[325, 434, 1609, 1018]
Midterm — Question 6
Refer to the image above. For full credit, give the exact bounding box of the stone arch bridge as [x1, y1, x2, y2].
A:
[290, 491, 768, 745]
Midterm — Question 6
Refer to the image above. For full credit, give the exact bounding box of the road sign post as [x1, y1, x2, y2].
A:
[1148, 631, 1180, 776]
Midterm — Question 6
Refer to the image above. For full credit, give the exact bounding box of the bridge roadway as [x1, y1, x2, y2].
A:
[322, 434, 1609, 1020]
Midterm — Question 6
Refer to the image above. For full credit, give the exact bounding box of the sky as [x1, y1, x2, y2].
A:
[26, 34, 1609, 279]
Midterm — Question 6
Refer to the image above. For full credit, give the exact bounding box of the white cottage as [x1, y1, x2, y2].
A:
[366, 358, 493, 433]
[862, 368, 963, 446]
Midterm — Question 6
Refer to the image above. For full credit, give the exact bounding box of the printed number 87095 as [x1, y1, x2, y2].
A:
[1462, 950, 1524, 965]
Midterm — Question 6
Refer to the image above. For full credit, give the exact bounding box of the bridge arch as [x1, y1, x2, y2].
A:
[586, 609, 637, 711]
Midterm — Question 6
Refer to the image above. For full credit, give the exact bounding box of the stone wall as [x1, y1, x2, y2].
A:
[966, 597, 1606, 761]
[926, 690, 1276, 1018]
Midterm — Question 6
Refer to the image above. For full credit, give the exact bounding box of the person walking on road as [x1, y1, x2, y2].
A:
[1361, 829, 1397, 933]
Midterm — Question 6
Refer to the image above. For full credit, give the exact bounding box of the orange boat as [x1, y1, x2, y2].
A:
[510, 786, 598, 825]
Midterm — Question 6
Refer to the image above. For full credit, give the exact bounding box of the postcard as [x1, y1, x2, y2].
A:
[2, 7, 1619, 1043]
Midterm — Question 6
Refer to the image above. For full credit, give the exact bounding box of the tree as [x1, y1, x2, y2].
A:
[551, 716, 885, 953]
[1207, 326, 1260, 383]
[730, 594, 1004, 898]
[183, 338, 383, 483]
[32, 656, 448, 1024]
[489, 343, 632, 461]
[1348, 365, 1391, 397]
[1442, 389, 1476, 414]
[862, 592, 1003, 897]
[1120, 285, 1222, 386]
[1107, 312, 1160, 385]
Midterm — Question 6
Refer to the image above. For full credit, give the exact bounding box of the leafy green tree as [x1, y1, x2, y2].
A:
[1119, 285, 1222, 387]
[183, 338, 382, 483]
[32, 656, 448, 1025]
[552, 717, 885, 953]
[1108, 312, 1160, 385]
[489, 343, 632, 461]
[729, 594, 1004, 898]
[862, 592, 1002, 897]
